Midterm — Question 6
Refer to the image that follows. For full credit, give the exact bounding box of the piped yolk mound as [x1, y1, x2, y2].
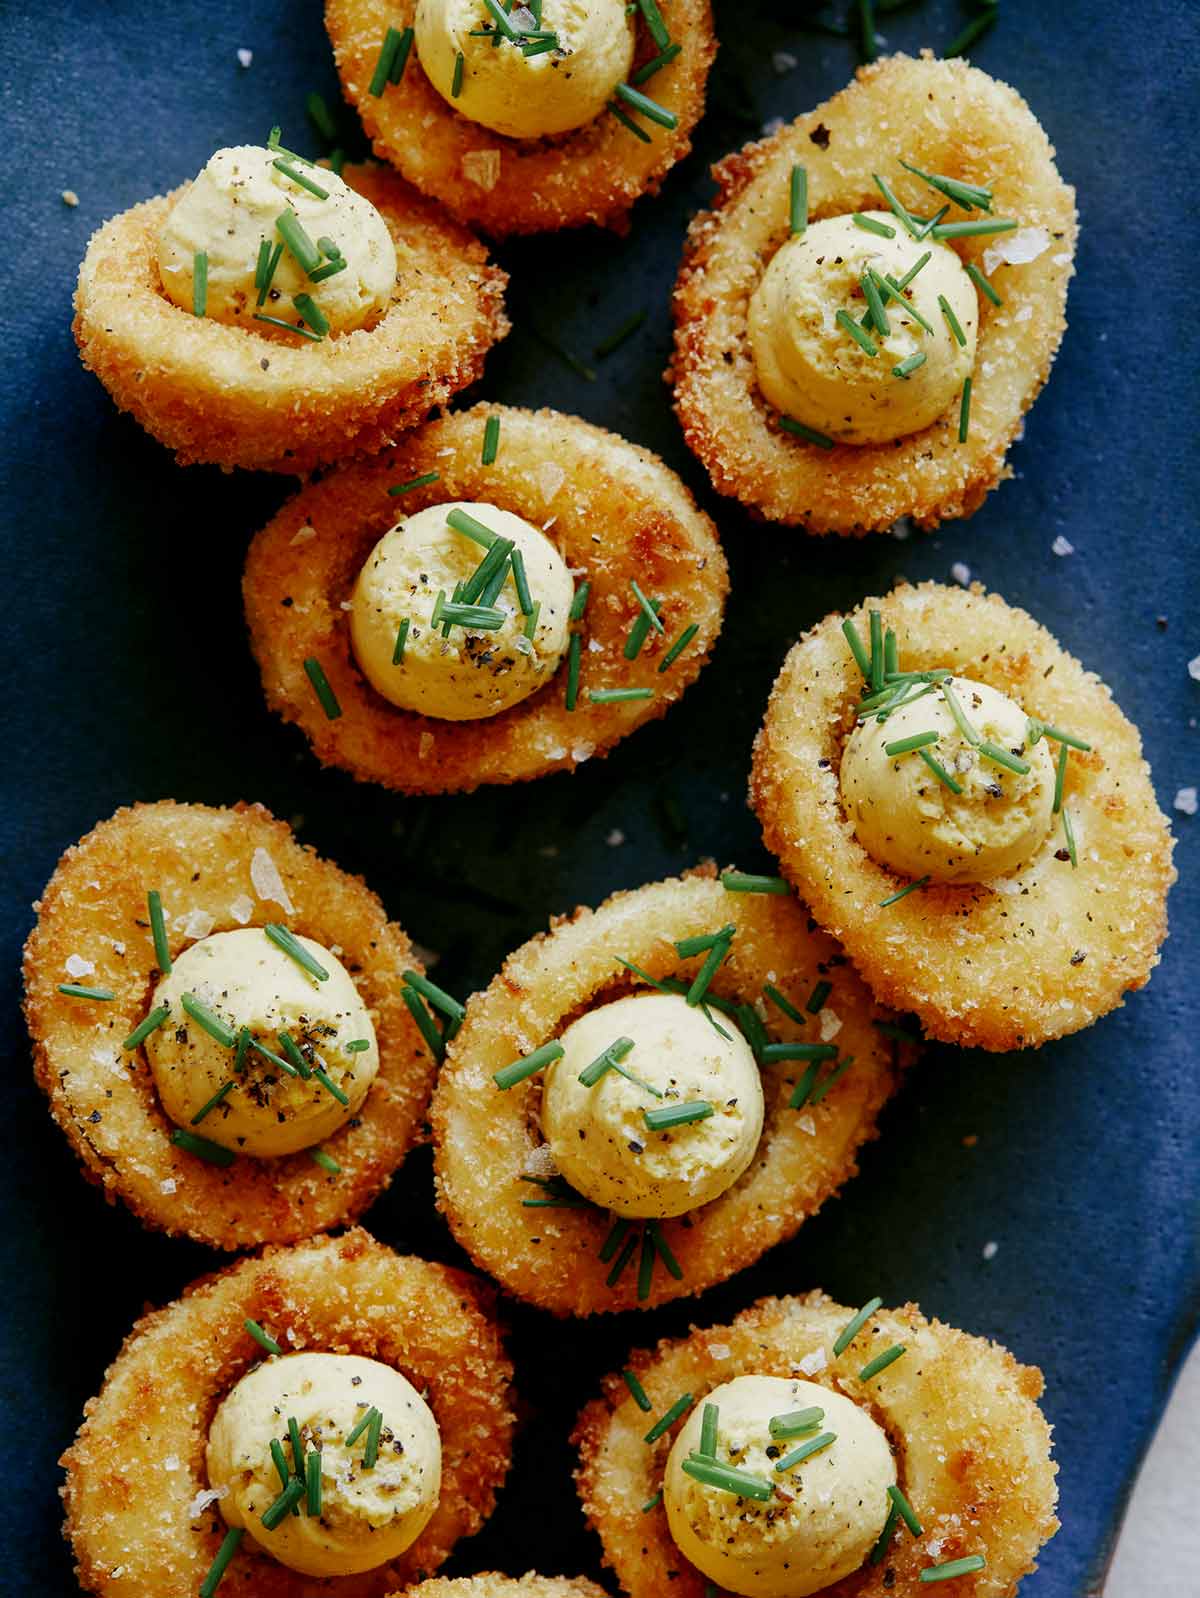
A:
[414, 0, 635, 139]
[207, 1352, 441, 1577]
[146, 927, 377, 1156]
[156, 144, 397, 334]
[664, 1375, 896, 1598]
[748, 212, 976, 444]
[540, 991, 764, 1218]
[840, 675, 1057, 883]
[349, 500, 573, 721]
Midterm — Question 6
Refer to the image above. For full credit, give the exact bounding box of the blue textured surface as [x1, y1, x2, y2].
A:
[1, 2, 1197, 1594]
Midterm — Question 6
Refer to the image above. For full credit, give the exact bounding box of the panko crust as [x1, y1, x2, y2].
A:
[574, 1291, 1058, 1598]
[669, 53, 1077, 534]
[62, 1231, 515, 1598]
[243, 403, 728, 795]
[393, 1577, 607, 1597]
[325, 0, 715, 236]
[23, 801, 437, 1249]
[751, 583, 1176, 1051]
[72, 161, 509, 473]
[431, 865, 910, 1316]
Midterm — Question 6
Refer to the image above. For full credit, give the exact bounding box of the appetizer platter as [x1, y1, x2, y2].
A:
[1, 1, 1196, 1596]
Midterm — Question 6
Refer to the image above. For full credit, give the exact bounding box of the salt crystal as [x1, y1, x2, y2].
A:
[982, 1240, 999, 1260]
[162, 1455, 182, 1472]
[892, 517, 913, 541]
[707, 1342, 731, 1360]
[1174, 787, 1198, 817]
[983, 225, 1049, 274]
[251, 848, 295, 913]
[951, 561, 970, 586]
[65, 954, 95, 978]
[1188, 653, 1200, 682]
[606, 829, 625, 847]
[799, 1348, 827, 1375]
[772, 50, 797, 74]
[111, 940, 126, 955]
[236, 47, 253, 68]
[418, 731, 435, 760]
[571, 743, 594, 763]
[796, 1112, 817, 1136]
[1051, 535, 1074, 557]
[461, 148, 502, 191]
[61, 189, 79, 207]
[537, 462, 565, 501]
[161, 1178, 177, 1194]
[289, 524, 317, 546]
[762, 116, 785, 137]
[818, 1009, 842, 1042]
[181, 908, 214, 940]
[189, 1486, 226, 1517]
[230, 894, 254, 925]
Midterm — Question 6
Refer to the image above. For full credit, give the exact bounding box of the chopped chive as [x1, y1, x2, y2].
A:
[569, 580, 591, 621]
[636, 0, 671, 50]
[192, 251, 208, 317]
[944, 7, 996, 56]
[645, 1392, 693, 1444]
[698, 1402, 719, 1457]
[275, 209, 321, 274]
[623, 1368, 652, 1411]
[879, 877, 930, 907]
[273, 159, 329, 200]
[918, 748, 963, 794]
[884, 628, 898, 676]
[637, 1227, 656, 1301]
[589, 687, 653, 703]
[577, 1034, 635, 1088]
[389, 471, 440, 496]
[892, 352, 927, 379]
[344, 1406, 375, 1447]
[895, 249, 933, 291]
[303, 657, 341, 719]
[1062, 808, 1078, 868]
[658, 622, 699, 673]
[836, 308, 878, 356]
[254, 238, 272, 293]
[921, 1555, 987, 1583]
[363, 1407, 383, 1468]
[675, 923, 736, 958]
[761, 1041, 837, 1064]
[520, 36, 559, 58]
[932, 214, 1017, 239]
[939, 294, 967, 346]
[809, 1054, 855, 1104]
[871, 268, 936, 334]
[721, 871, 790, 895]
[388, 23, 414, 82]
[886, 1482, 924, 1538]
[57, 982, 114, 1001]
[249, 1036, 300, 1078]
[245, 1317, 282, 1356]
[261, 1477, 305, 1531]
[834, 1296, 883, 1355]
[681, 1456, 773, 1501]
[594, 308, 646, 358]
[853, 212, 895, 239]
[871, 1501, 900, 1565]
[279, 1031, 312, 1079]
[644, 1100, 713, 1131]
[287, 1415, 304, 1476]
[170, 1127, 235, 1166]
[615, 81, 678, 129]
[606, 1227, 639, 1287]
[886, 730, 940, 756]
[686, 928, 733, 1007]
[459, 537, 513, 607]
[861, 268, 889, 335]
[872, 173, 920, 237]
[769, 1406, 824, 1440]
[631, 580, 666, 635]
[1027, 718, 1091, 752]
[256, 242, 284, 306]
[264, 923, 329, 983]
[842, 618, 872, 679]
[306, 91, 338, 142]
[630, 41, 681, 84]
[369, 26, 404, 95]
[763, 982, 805, 1025]
[789, 164, 808, 236]
[346, 1037, 371, 1053]
[483, 0, 521, 40]
[780, 415, 836, 448]
[181, 992, 237, 1049]
[502, 549, 531, 618]
[940, 680, 980, 744]
[899, 158, 992, 214]
[122, 1004, 171, 1050]
[305, 1448, 322, 1515]
[392, 617, 410, 663]
[648, 1219, 682, 1280]
[624, 596, 663, 660]
[914, 203, 950, 240]
[521, 1195, 593, 1209]
[312, 1068, 349, 1107]
[199, 1526, 244, 1598]
[265, 127, 312, 165]
[403, 969, 465, 1025]
[858, 0, 876, 61]
[869, 610, 884, 693]
[451, 50, 465, 96]
[446, 506, 499, 548]
[641, 1489, 663, 1513]
[494, 1039, 564, 1090]
[775, 1430, 837, 1471]
[965, 260, 1002, 305]
[439, 601, 506, 631]
[805, 980, 832, 1014]
[191, 1080, 235, 1125]
[310, 1147, 341, 1174]
[979, 739, 1030, 776]
[859, 1343, 906, 1381]
[292, 293, 329, 337]
[253, 312, 324, 341]
[1053, 742, 1069, 813]
[788, 1061, 822, 1110]
[481, 414, 501, 465]
[147, 888, 172, 974]
[565, 633, 582, 711]
[400, 985, 445, 1062]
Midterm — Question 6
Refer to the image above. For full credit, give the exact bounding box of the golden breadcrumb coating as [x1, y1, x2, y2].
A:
[751, 582, 1176, 1050]
[670, 54, 1077, 534]
[432, 865, 911, 1315]
[23, 801, 436, 1248]
[244, 404, 728, 795]
[62, 1232, 514, 1598]
[392, 1577, 607, 1597]
[574, 1290, 1058, 1598]
[325, 0, 714, 236]
[73, 162, 508, 473]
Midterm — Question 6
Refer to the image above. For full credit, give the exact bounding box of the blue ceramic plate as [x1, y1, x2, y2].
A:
[1, 2, 1196, 1593]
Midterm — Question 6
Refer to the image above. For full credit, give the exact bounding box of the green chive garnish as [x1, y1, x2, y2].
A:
[769, 1406, 823, 1440]
[392, 617, 410, 663]
[569, 580, 590, 621]
[400, 986, 445, 1062]
[842, 618, 872, 679]
[264, 923, 329, 982]
[763, 983, 805, 1025]
[868, 610, 884, 693]
[305, 1449, 322, 1515]
[252, 312, 324, 341]
[344, 1407, 376, 1447]
[389, 471, 440, 496]
[615, 81, 678, 129]
[644, 1100, 713, 1131]
[306, 91, 338, 142]
[57, 982, 114, 1001]
[861, 268, 889, 334]
[310, 1147, 341, 1174]
[403, 969, 464, 1024]
[481, 414, 501, 465]
[887, 1482, 924, 1536]
[859, 1343, 906, 1381]
[1052, 741, 1070, 813]
[631, 580, 665, 635]
[853, 212, 895, 238]
[939, 294, 967, 346]
[292, 293, 329, 337]
[686, 927, 733, 1007]
[649, 1219, 683, 1280]
[641, 1489, 663, 1513]
[944, 7, 995, 56]
[658, 622, 699, 672]
[363, 1407, 383, 1468]
[809, 1054, 855, 1104]
[148, 887, 172, 974]
[681, 1456, 773, 1501]
[980, 740, 1030, 776]
[1027, 718, 1091, 751]
[594, 308, 647, 358]
[273, 160, 329, 200]
[636, 0, 670, 49]
[170, 1128, 235, 1166]
[369, 26, 404, 95]
[439, 601, 506, 631]
[940, 681, 980, 743]
[790, 165, 808, 236]
[122, 1004, 171, 1050]
[804, 980, 831, 1015]
[250, 1036, 300, 1078]
[775, 1430, 836, 1471]
[624, 596, 662, 660]
[780, 415, 836, 448]
[199, 1526, 244, 1598]
[721, 871, 790, 895]
[932, 218, 1016, 240]
[313, 1068, 349, 1106]
[883, 628, 898, 675]
[896, 250, 933, 291]
[623, 1368, 652, 1411]
[918, 748, 963, 793]
[875, 270, 936, 334]
[279, 1031, 312, 1079]
[879, 877, 930, 907]
[181, 992, 237, 1049]
[899, 159, 992, 214]
[630, 42, 681, 85]
[966, 260, 1002, 305]
[494, 1040, 564, 1090]
[872, 173, 920, 237]
[287, 1415, 304, 1475]
[921, 1555, 987, 1583]
[244, 1317, 282, 1355]
[275, 210, 321, 275]
[886, 730, 939, 756]
[644, 1392, 693, 1444]
[836, 308, 878, 357]
[762, 1041, 837, 1064]
[636, 1227, 656, 1302]
[675, 924, 736, 958]
[606, 1227, 639, 1287]
[303, 657, 341, 719]
[256, 243, 284, 305]
[589, 687, 653, 703]
[914, 203, 950, 240]
[261, 1478, 305, 1531]
[893, 352, 927, 379]
[834, 1296, 882, 1355]
[1062, 808, 1078, 868]
[698, 1402, 719, 1457]
[871, 1500, 901, 1564]
[446, 506, 499, 548]
[578, 1036, 638, 1088]
[565, 633, 582, 711]
[451, 50, 465, 96]
[191, 1080, 235, 1125]
[788, 1061, 822, 1110]
[192, 251, 208, 317]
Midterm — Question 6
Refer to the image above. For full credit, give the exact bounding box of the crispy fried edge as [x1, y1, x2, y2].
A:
[72, 162, 509, 473]
[750, 581, 1177, 1050]
[392, 1577, 608, 1597]
[243, 403, 729, 795]
[23, 801, 438, 1249]
[573, 1290, 1059, 1598]
[61, 1230, 515, 1598]
[325, 0, 715, 237]
[669, 53, 1077, 534]
[430, 864, 910, 1316]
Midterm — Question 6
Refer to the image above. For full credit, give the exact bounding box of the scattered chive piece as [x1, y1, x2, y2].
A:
[872, 172, 920, 237]
[275, 209, 321, 274]
[493, 1040, 564, 1090]
[262, 1478, 305, 1531]
[369, 26, 404, 95]
[615, 81, 678, 129]
[681, 1456, 773, 1501]
[769, 1406, 824, 1440]
[641, 1489, 663, 1513]
[577, 1034, 635, 1088]
[265, 923, 330, 983]
[780, 415, 836, 448]
[589, 687, 653, 703]
[403, 969, 465, 1024]
[481, 413, 501, 464]
[686, 928, 733, 1007]
[287, 1415, 304, 1477]
[721, 871, 790, 895]
[451, 50, 465, 96]
[879, 877, 930, 907]
[763, 983, 805, 1025]
[871, 1501, 900, 1565]
[940, 680, 980, 744]
[1053, 742, 1069, 813]
[644, 1100, 713, 1131]
[884, 628, 898, 676]
[565, 633, 582, 710]
[310, 1147, 342, 1174]
[459, 535, 513, 606]
[834, 1296, 883, 1355]
[389, 23, 414, 82]
[775, 1430, 837, 1471]
[148, 888, 172, 974]
[170, 1128, 235, 1166]
[292, 293, 329, 336]
[644, 1392, 694, 1445]
[392, 617, 410, 664]
[853, 212, 895, 239]
[569, 580, 591, 621]
[624, 596, 663, 661]
[836, 308, 878, 357]
[965, 260, 1002, 305]
[806, 980, 832, 1014]
[944, 8, 996, 57]
[631, 42, 681, 85]
[245, 1317, 282, 1356]
[1027, 718, 1091, 752]
[306, 91, 338, 142]
[636, 1227, 656, 1302]
[192, 251, 208, 317]
[250, 1036, 300, 1078]
[842, 618, 872, 679]
[868, 610, 884, 693]
[273, 159, 329, 199]
[256, 242, 285, 306]
[314, 1067, 350, 1107]
[899, 159, 992, 213]
[344, 1407, 375, 1447]
[887, 1482, 924, 1536]
[631, 580, 666, 634]
[606, 1227, 640, 1287]
[699, 1402, 719, 1457]
[623, 1369, 653, 1411]
[789, 164, 808, 236]
[658, 622, 699, 673]
[858, 0, 876, 61]
[122, 1004, 171, 1050]
[303, 657, 342, 719]
[648, 1220, 683, 1280]
[860, 1343, 907, 1381]
[932, 218, 1017, 240]
[861, 268, 890, 335]
[279, 1031, 313, 1079]
[788, 1061, 821, 1110]
[921, 1556, 987, 1583]
[675, 924, 736, 958]
[1062, 808, 1078, 868]
[918, 748, 963, 794]
[446, 505, 499, 548]
[978, 739, 1030, 776]
[636, 0, 671, 50]
[938, 294, 967, 346]
[809, 1054, 855, 1105]
[305, 1448, 322, 1516]
[181, 992, 237, 1049]
[914, 203, 950, 240]
[885, 730, 940, 756]
[363, 1408, 383, 1468]
[594, 308, 647, 359]
[762, 1041, 837, 1063]
[483, 0, 521, 40]
[253, 312, 324, 341]
[58, 982, 114, 1001]
[893, 352, 927, 379]
[389, 471, 440, 496]
[400, 985, 445, 1062]
[191, 1080, 235, 1125]
[895, 249, 933, 291]
[199, 1526, 245, 1598]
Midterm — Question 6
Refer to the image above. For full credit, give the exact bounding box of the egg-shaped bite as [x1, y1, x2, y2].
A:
[393, 1579, 607, 1597]
[23, 801, 437, 1249]
[62, 1231, 514, 1598]
[244, 403, 728, 795]
[73, 161, 508, 473]
[325, 0, 714, 236]
[751, 583, 1176, 1051]
[431, 865, 911, 1316]
[669, 54, 1077, 534]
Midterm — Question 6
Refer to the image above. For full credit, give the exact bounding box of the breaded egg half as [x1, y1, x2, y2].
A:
[392, 1579, 607, 1597]
[751, 583, 1176, 1050]
[243, 404, 728, 795]
[62, 1232, 514, 1598]
[325, 0, 714, 236]
[670, 54, 1077, 533]
[73, 162, 508, 473]
[574, 1290, 1058, 1598]
[431, 865, 911, 1316]
[23, 801, 437, 1249]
